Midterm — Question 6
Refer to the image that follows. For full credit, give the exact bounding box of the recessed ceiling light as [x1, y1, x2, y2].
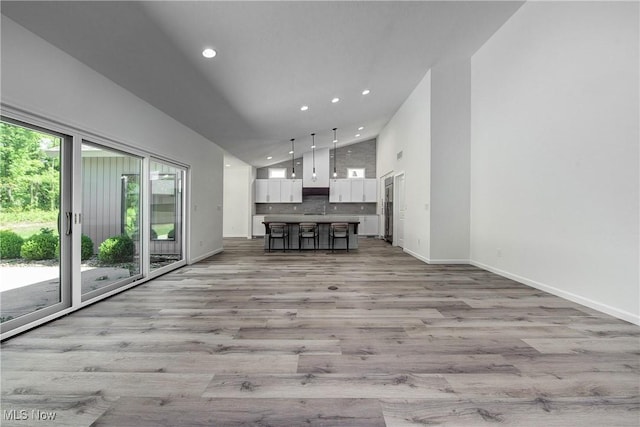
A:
[311, 145, 316, 149]
[331, 97, 340, 103]
[358, 126, 364, 131]
[267, 156, 273, 160]
[300, 105, 309, 111]
[362, 89, 370, 95]
[202, 48, 217, 58]
[355, 134, 361, 137]
[289, 150, 294, 154]
[225, 164, 231, 167]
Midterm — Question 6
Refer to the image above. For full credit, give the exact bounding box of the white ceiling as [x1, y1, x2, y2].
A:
[1, 1, 523, 168]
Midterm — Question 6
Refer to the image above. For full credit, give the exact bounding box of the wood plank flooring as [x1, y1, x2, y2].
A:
[1, 237, 638, 426]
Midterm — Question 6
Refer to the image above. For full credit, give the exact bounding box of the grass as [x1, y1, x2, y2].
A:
[0, 209, 58, 239]
[152, 223, 174, 239]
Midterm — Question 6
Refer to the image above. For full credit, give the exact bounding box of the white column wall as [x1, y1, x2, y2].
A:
[430, 60, 471, 262]
[377, 70, 432, 261]
[470, 2, 639, 323]
[223, 162, 252, 238]
[1, 16, 224, 262]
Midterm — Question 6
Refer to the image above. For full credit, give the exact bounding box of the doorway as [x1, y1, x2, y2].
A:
[384, 176, 394, 243]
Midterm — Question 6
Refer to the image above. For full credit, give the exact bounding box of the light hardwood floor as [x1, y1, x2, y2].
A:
[1, 238, 639, 426]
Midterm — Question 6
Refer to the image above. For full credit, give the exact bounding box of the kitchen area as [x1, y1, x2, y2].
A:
[252, 138, 381, 250]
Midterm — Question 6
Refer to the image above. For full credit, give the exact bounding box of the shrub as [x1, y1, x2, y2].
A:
[98, 234, 134, 263]
[21, 228, 58, 260]
[58, 234, 94, 261]
[81, 234, 94, 261]
[0, 230, 24, 259]
[167, 228, 175, 239]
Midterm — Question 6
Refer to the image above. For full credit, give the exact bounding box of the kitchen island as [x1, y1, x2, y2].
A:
[262, 215, 360, 250]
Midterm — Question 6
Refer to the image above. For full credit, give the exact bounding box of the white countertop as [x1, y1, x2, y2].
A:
[263, 214, 360, 223]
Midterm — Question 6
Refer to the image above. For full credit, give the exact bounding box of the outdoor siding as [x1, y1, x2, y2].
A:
[82, 155, 139, 253]
[82, 157, 183, 256]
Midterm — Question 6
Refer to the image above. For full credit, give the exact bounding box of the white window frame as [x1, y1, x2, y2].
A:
[268, 168, 287, 179]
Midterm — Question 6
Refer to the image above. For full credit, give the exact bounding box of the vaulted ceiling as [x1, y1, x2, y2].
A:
[1, 1, 523, 167]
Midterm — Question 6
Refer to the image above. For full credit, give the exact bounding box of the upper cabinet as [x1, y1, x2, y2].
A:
[280, 179, 302, 203]
[329, 179, 351, 203]
[363, 179, 377, 202]
[255, 179, 302, 203]
[330, 179, 376, 203]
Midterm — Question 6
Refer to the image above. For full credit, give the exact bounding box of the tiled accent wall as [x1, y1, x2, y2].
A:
[256, 195, 377, 215]
[256, 138, 376, 180]
[333, 139, 377, 179]
[256, 157, 303, 179]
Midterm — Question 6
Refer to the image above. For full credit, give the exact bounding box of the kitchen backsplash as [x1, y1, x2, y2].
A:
[256, 195, 377, 215]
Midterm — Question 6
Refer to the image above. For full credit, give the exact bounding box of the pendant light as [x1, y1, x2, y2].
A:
[332, 128, 338, 178]
[290, 138, 296, 178]
[311, 133, 316, 181]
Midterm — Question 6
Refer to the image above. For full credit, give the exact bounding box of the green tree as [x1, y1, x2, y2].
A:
[0, 122, 60, 212]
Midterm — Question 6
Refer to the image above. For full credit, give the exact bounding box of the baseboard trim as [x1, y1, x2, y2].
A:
[470, 260, 640, 326]
[189, 247, 223, 264]
[403, 248, 470, 265]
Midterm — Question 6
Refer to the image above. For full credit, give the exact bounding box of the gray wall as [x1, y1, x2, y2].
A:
[256, 139, 376, 179]
[256, 156, 303, 179]
[333, 139, 377, 179]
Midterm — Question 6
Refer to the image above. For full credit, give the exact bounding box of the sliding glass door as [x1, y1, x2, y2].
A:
[81, 142, 143, 301]
[1, 114, 190, 338]
[0, 119, 71, 331]
[149, 159, 186, 274]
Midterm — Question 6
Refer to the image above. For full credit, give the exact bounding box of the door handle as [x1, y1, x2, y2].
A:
[65, 212, 72, 235]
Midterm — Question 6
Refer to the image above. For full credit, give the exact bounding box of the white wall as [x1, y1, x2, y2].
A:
[470, 2, 639, 323]
[377, 70, 431, 261]
[430, 60, 471, 262]
[1, 16, 225, 261]
[378, 62, 472, 265]
[303, 148, 330, 188]
[223, 160, 252, 238]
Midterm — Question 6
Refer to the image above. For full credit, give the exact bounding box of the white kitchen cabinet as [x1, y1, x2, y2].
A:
[268, 180, 281, 202]
[255, 180, 269, 203]
[280, 179, 302, 203]
[330, 179, 351, 203]
[256, 179, 301, 203]
[331, 179, 377, 203]
[358, 215, 379, 236]
[252, 215, 266, 236]
[363, 179, 377, 202]
[351, 179, 364, 202]
[352, 179, 377, 202]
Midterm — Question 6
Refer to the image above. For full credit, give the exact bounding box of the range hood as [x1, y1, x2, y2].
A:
[303, 147, 330, 188]
[302, 187, 330, 197]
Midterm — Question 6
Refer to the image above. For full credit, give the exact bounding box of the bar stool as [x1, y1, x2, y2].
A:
[329, 222, 349, 252]
[298, 222, 318, 251]
[267, 222, 288, 252]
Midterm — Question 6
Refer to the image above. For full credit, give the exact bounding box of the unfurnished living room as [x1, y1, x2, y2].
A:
[0, 1, 638, 426]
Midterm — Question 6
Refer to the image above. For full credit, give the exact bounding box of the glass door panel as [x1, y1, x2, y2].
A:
[0, 119, 69, 329]
[81, 142, 142, 301]
[149, 160, 184, 273]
